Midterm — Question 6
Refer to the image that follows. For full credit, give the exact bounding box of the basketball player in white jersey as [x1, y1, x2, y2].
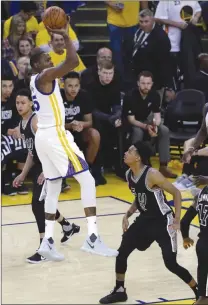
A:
[29, 22, 118, 261]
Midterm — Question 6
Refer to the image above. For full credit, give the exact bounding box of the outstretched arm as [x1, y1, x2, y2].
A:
[37, 22, 79, 85]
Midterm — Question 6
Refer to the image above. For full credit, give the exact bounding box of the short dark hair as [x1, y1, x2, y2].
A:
[20, 2, 37, 13]
[30, 48, 45, 68]
[63, 71, 80, 81]
[99, 60, 114, 70]
[15, 88, 32, 101]
[1, 75, 14, 82]
[133, 141, 153, 165]
[137, 71, 153, 81]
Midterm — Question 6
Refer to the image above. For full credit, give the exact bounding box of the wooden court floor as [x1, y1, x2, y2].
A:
[1, 160, 200, 304]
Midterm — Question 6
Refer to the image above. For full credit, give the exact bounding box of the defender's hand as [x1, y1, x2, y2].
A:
[183, 237, 194, 249]
[122, 215, 129, 233]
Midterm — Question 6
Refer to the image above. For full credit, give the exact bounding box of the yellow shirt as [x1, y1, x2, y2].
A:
[3, 16, 39, 39]
[49, 49, 86, 87]
[107, 1, 139, 27]
[36, 22, 78, 47]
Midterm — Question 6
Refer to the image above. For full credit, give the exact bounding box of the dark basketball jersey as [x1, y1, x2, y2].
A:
[196, 186, 208, 240]
[126, 166, 172, 218]
[19, 113, 40, 165]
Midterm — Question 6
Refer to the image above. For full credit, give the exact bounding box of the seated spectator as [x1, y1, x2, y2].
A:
[81, 47, 121, 89]
[3, 2, 39, 40]
[85, 60, 122, 173]
[2, 15, 26, 61]
[49, 33, 86, 87]
[1, 76, 28, 195]
[61, 72, 105, 185]
[36, 22, 79, 52]
[191, 53, 208, 101]
[17, 36, 34, 57]
[155, 0, 202, 91]
[123, 71, 177, 178]
[16, 56, 30, 80]
[132, 9, 172, 92]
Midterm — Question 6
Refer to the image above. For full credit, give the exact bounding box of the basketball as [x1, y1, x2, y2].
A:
[42, 6, 67, 29]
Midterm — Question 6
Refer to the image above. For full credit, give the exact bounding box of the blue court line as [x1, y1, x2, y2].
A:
[135, 297, 194, 304]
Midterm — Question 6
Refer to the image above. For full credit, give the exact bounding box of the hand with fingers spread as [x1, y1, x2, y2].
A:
[46, 17, 70, 38]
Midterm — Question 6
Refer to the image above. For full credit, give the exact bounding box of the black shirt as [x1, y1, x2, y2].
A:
[61, 89, 93, 124]
[123, 88, 160, 122]
[191, 71, 208, 102]
[19, 113, 40, 165]
[85, 75, 121, 115]
[196, 186, 208, 240]
[126, 166, 172, 219]
[1, 99, 20, 135]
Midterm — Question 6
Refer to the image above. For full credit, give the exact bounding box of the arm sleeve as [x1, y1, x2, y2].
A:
[180, 206, 198, 238]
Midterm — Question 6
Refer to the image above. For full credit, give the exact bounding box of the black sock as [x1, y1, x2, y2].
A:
[40, 238, 43, 246]
[116, 280, 124, 290]
[59, 218, 70, 227]
[191, 284, 198, 299]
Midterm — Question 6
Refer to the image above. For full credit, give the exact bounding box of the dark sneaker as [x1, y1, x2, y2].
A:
[95, 174, 107, 186]
[17, 184, 29, 195]
[61, 223, 80, 244]
[99, 287, 128, 304]
[26, 252, 47, 264]
[4, 184, 17, 196]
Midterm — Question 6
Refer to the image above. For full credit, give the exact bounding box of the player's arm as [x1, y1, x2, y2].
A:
[148, 169, 182, 226]
[181, 196, 198, 249]
[13, 153, 34, 188]
[122, 199, 138, 232]
[82, 113, 93, 129]
[31, 114, 38, 133]
[38, 23, 79, 83]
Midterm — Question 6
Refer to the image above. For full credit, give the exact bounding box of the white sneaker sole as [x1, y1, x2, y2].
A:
[81, 246, 118, 257]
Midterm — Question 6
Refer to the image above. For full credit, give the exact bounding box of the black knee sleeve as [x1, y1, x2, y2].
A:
[31, 182, 45, 234]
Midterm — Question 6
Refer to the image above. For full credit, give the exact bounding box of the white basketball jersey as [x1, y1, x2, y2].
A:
[30, 74, 65, 129]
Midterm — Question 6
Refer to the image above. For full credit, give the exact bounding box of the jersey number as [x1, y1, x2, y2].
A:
[32, 95, 40, 112]
[198, 203, 208, 226]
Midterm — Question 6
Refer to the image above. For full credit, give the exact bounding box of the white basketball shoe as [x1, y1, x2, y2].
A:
[38, 237, 64, 261]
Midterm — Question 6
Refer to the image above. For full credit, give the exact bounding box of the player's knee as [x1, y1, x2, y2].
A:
[74, 171, 96, 207]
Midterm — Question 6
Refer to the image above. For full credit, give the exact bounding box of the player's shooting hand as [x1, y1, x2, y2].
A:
[183, 237, 194, 250]
[13, 173, 25, 188]
[122, 215, 129, 233]
[37, 172, 45, 185]
[46, 17, 70, 37]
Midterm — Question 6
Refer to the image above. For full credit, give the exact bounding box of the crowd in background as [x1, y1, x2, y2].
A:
[1, 1, 208, 196]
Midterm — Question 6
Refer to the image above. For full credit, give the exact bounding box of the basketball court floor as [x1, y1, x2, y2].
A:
[2, 160, 200, 304]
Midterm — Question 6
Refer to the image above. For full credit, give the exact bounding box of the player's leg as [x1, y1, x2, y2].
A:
[99, 216, 154, 304]
[157, 214, 198, 299]
[195, 238, 208, 304]
[73, 170, 117, 256]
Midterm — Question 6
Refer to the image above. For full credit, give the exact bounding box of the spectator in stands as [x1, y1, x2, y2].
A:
[1, 76, 28, 196]
[62, 72, 105, 185]
[155, 0, 202, 91]
[17, 36, 34, 57]
[132, 9, 172, 94]
[49, 33, 86, 88]
[85, 60, 122, 173]
[3, 2, 39, 40]
[81, 47, 121, 89]
[105, 1, 148, 85]
[36, 21, 79, 52]
[16, 56, 30, 80]
[2, 15, 26, 61]
[123, 71, 177, 178]
[191, 53, 208, 101]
